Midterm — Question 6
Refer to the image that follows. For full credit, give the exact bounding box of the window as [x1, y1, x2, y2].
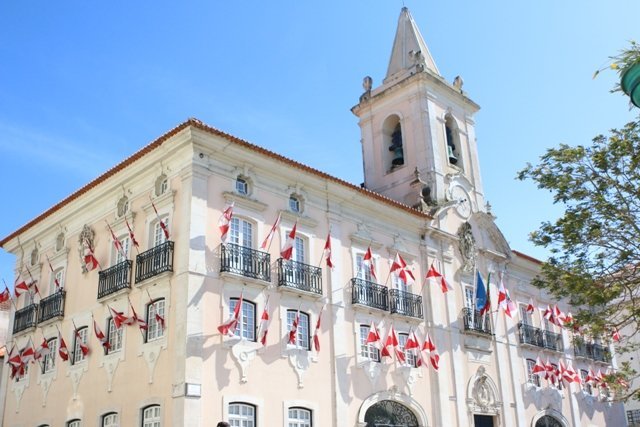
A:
[113, 235, 131, 265]
[56, 232, 65, 252]
[543, 317, 552, 331]
[228, 402, 255, 427]
[444, 114, 462, 169]
[289, 195, 301, 213]
[152, 217, 170, 247]
[392, 274, 409, 294]
[16, 348, 29, 380]
[43, 338, 57, 373]
[230, 217, 253, 248]
[288, 407, 312, 427]
[294, 236, 305, 263]
[526, 359, 540, 387]
[464, 286, 475, 310]
[51, 268, 64, 294]
[107, 318, 123, 353]
[73, 327, 88, 364]
[102, 412, 119, 427]
[146, 299, 166, 342]
[117, 196, 129, 217]
[356, 253, 375, 282]
[383, 115, 404, 171]
[67, 420, 81, 427]
[287, 310, 309, 350]
[236, 177, 248, 195]
[230, 298, 255, 341]
[550, 363, 563, 390]
[359, 324, 380, 362]
[398, 332, 417, 368]
[155, 174, 168, 196]
[142, 405, 161, 427]
[581, 370, 592, 395]
[520, 304, 533, 326]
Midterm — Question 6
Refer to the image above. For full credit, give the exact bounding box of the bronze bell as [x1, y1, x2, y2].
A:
[447, 144, 458, 164]
[391, 146, 404, 166]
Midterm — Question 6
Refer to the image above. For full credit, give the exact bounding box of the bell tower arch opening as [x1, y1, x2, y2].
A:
[383, 114, 405, 172]
[444, 113, 463, 171]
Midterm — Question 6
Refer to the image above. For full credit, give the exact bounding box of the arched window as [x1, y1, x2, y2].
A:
[230, 298, 256, 341]
[288, 407, 312, 427]
[155, 174, 168, 196]
[102, 412, 119, 427]
[364, 400, 418, 427]
[72, 327, 89, 365]
[535, 415, 564, 427]
[229, 402, 255, 427]
[526, 359, 540, 387]
[287, 310, 310, 349]
[383, 115, 404, 171]
[398, 332, 417, 367]
[289, 194, 302, 213]
[112, 235, 131, 265]
[444, 114, 463, 170]
[146, 298, 166, 342]
[51, 267, 64, 294]
[67, 419, 81, 427]
[359, 324, 380, 362]
[43, 337, 58, 373]
[141, 404, 161, 427]
[152, 216, 170, 247]
[235, 176, 249, 195]
[107, 317, 123, 353]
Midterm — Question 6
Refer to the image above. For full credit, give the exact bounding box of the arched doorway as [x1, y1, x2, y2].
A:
[535, 415, 564, 427]
[364, 400, 419, 427]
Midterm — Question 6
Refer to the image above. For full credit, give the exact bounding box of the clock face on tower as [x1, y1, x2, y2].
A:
[450, 185, 472, 218]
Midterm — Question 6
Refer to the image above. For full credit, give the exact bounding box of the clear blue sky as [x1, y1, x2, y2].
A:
[1, 1, 638, 286]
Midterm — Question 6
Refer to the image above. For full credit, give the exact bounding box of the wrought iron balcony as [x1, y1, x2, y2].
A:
[13, 304, 38, 334]
[389, 289, 423, 319]
[98, 260, 132, 299]
[351, 278, 389, 311]
[38, 290, 65, 323]
[135, 241, 174, 283]
[590, 343, 612, 363]
[277, 258, 322, 296]
[461, 308, 493, 336]
[543, 330, 564, 352]
[220, 243, 270, 282]
[517, 323, 545, 347]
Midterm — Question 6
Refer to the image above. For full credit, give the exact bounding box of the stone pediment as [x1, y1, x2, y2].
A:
[469, 212, 511, 261]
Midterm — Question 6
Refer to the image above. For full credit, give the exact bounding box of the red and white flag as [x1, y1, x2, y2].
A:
[125, 216, 140, 248]
[612, 328, 621, 343]
[106, 222, 126, 260]
[532, 355, 546, 374]
[20, 345, 35, 365]
[526, 298, 535, 314]
[497, 277, 507, 308]
[365, 321, 381, 346]
[260, 213, 281, 250]
[390, 253, 415, 285]
[313, 305, 324, 352]
[218, 203, 234, 244]
[14, 277, 29, 298]
[58, 332, 69, 362]
[129, 302, 148, 331]
[218, 292, 243, 336]
[7, 345, 22, 374]
[405, 330, 421, 366]
[381, 325, 402, 361]
[0, 285, 10, 304]
[552, 305, 565, 327]
[323, 233, 333, 269]
[585, 368, 596, 385]
[35, 337, 50, 361]
[83, 241, 100, 271]
[288, 309, 300, 345]
[155, 311, 166, 331]
[422, 333, 439, 371]
[46, 256, 61, 289]
[150, 197, 170, 240]
[503, 290, 518, 318]
[362, 247, 377, 280]
[109, 306, 130, 329]
[280, 222, 297, 260]
[75, 329, 90, 357]
[425, 262, 452, 293]
[94, 319, 111, 351]
[258, 298, 270, 346]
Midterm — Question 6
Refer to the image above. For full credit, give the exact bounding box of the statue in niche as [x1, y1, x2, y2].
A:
[389, 123, 404, 166]
[457, 222, 476, 272]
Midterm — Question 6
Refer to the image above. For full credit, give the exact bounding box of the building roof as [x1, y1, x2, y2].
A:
[512, 249, 543, 265]
[0, 118, 430, 248]
[386, 7, 439, 81]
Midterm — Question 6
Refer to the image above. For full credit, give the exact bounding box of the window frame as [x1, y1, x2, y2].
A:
[289, 195, 301, 213]
[155, 174, 168, 196]
[359, 324, 380, 362]
[228, 402, 256, 427]
[146, 298, 166, 342]
[102, 412, 119, 427]
[519, 303, 533, 326]
[67, 419, 81, 427]
[229, 217, 254, 249]
[141, 404, 161, 427]
[287, 310, 310, 350]
[355, 252, 375, 282]
[107, 317, 123, 354]
[113, 234, 131, 265]
[397, 332, 417, 368]
[580, 369, 592, 395]
[287, 406, 312, 427]
[230, 298, 256, 341]
[525, 358, 540, 387]
[151, 216, 170, 248]
[72, 326, 89, 365]
[235, 176, 249, 195]
[42, 337, 58, 373]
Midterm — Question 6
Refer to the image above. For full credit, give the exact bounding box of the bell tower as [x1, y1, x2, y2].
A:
[352, 7, 485, 217]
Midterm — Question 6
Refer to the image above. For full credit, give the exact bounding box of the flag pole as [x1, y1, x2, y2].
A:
[265, 213, 281, 253]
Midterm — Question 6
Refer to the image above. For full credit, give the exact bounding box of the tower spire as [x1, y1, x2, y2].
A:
[385, 7, 439, 83]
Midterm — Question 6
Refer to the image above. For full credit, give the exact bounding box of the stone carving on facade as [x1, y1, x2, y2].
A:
[37, 370, 56, 407]
[78, 225, 95, 273]
[11, 375, 29, 412]
[541, 386, 564, 410]
[140, 338, 167, 384]
[230, 340, 258, 384]
[287, 348, 311, 388]
[361, 360, 383, 387]
[68, 364, 87, 400]
[457, 222, 476, 272]
[396, 365, 422, 396]
[467, 366, 501, 416]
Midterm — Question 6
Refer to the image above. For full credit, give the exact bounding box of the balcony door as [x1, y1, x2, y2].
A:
[229, 218, 253, 273]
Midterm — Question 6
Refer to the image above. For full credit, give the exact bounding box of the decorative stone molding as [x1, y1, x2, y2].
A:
[357, 388, 429, 427]
[396, 365, 422, 395]
[350, 222, 383, 250]
[101, 350, 125, 391]
[287, 347, 311, 388]
[68, 362, 88, 400]
[457, 222, 476, 272]
[139, 337, 167, 384]
[37, 369, 57, 407]
[11, 374, 30, 412]
[360, 360, 384, 387]
[223, 191, 267, 212]
[541, 386, 564, 410]
[230, 339, 259, 383]
[466, 366, 501, 416]
[78, 225, 95, 274]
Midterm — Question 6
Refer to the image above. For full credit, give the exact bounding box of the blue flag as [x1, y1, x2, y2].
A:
[475, 271, 490, 315]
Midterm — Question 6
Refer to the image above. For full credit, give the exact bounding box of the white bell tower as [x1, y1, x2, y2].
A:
[352, 7, 486, 218]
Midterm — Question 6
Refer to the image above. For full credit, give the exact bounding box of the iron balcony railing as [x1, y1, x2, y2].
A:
[517, 323, 563, 352]
[628, 409, 640, 427]
[462, 308, 493, 336]
[13, 304, 38, 334]
[351, 278, 389, 311]
[590, 343, 612, 363]
[389, 289, 423, 319]
[135, 241, 174, 283]
[277, 258, 322, 296]
[220, 243, 270, 282]
[98, 260, 132, 299]
[38, 290, 65, 323]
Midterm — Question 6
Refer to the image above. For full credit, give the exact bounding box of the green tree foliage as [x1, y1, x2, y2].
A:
[518, 118, 640, 398]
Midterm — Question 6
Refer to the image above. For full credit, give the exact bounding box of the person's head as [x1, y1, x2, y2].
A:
[217, 423, 230, 427]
